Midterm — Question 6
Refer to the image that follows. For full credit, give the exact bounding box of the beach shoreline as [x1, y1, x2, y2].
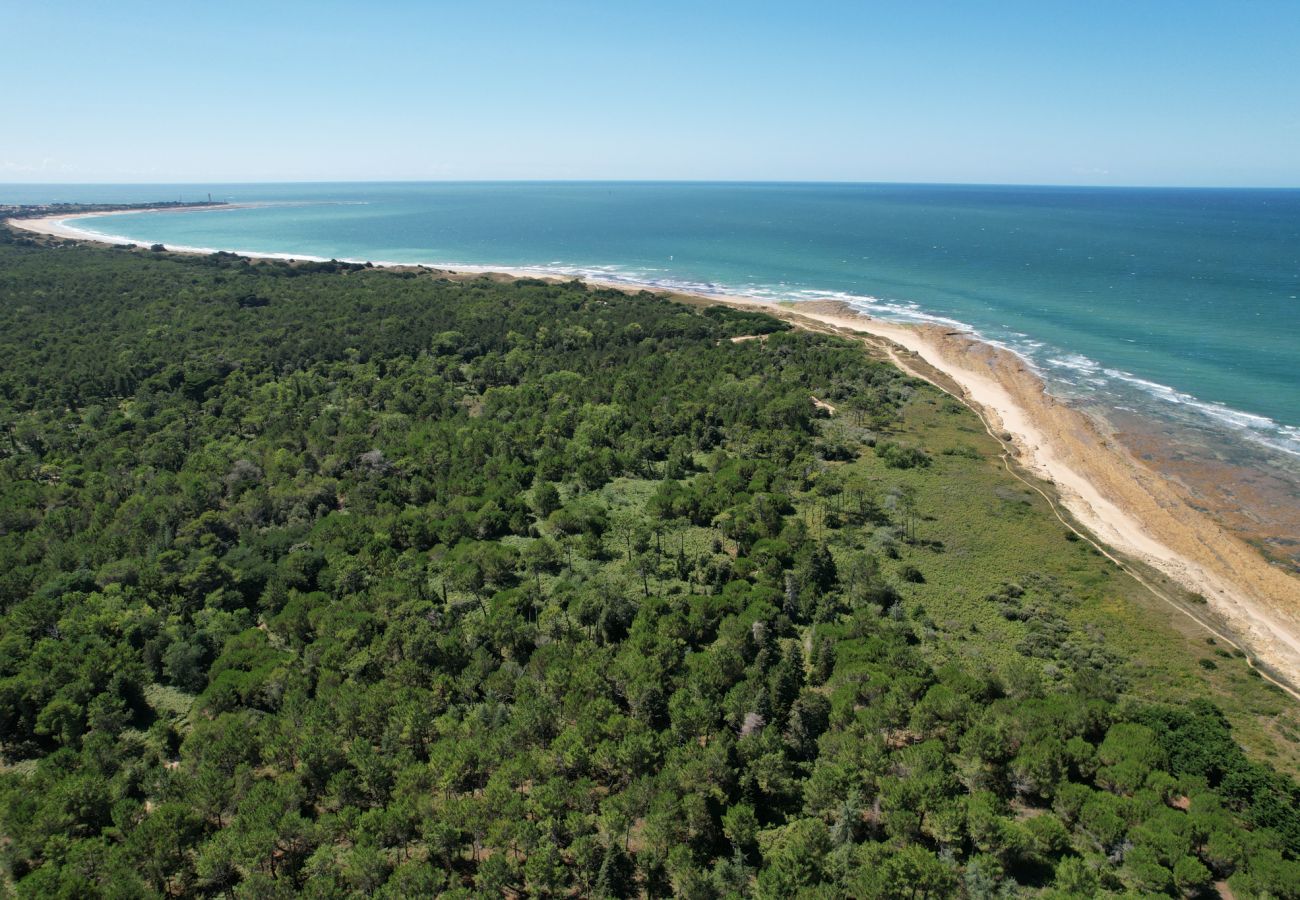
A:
[745, 299, 1300, 695]
[9, 208, 1300, 692]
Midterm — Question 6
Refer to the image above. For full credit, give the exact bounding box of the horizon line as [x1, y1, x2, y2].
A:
[4, 178, 1300, 192]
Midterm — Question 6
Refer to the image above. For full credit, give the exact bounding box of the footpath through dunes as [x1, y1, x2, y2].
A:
[722, 297, 1300, 695]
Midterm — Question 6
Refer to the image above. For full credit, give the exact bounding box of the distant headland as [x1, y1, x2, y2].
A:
[0, 199, 228, 220]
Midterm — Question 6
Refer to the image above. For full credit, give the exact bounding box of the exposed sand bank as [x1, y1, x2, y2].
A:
[9, 210, 1300, 692]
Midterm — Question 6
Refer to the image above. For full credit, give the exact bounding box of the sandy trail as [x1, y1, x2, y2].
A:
[9, 211, 1300, 690]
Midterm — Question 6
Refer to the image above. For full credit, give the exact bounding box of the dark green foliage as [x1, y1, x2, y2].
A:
[0, 239, 1294, 897]
[874, 440, 931, 469]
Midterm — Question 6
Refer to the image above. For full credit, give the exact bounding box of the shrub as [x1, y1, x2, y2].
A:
[875, 440, 932, 469]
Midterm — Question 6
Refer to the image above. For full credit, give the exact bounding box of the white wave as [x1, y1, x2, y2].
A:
[1100, 368, 1300, 458]
[1045, 353, 1103, 374]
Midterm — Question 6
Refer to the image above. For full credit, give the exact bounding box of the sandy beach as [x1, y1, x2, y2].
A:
[8, 204, 238, 245]
[9, 209, 1300, 692]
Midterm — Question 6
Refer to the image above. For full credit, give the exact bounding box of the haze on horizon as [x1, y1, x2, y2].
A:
[3, 0, 1299, 188]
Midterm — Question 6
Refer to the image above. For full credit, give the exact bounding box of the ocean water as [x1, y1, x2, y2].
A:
[7, 181, 1300, 470]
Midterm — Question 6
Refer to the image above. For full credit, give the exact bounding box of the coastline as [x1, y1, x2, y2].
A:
[6, 203, 244, 243]
[740, 299, 1300, 695]
[9, 209, 1300, 691]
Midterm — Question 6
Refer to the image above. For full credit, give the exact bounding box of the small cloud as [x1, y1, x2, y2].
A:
[1, 157, 78, 175]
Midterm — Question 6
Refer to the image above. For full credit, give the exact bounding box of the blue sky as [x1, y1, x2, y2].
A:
[3, 0, 1299, 186]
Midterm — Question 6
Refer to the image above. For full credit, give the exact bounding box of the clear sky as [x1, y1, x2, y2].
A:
[3, 0, 1299, 186]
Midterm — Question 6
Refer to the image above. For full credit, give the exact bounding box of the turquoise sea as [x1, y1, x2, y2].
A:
[7, 181, 1300, 482]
